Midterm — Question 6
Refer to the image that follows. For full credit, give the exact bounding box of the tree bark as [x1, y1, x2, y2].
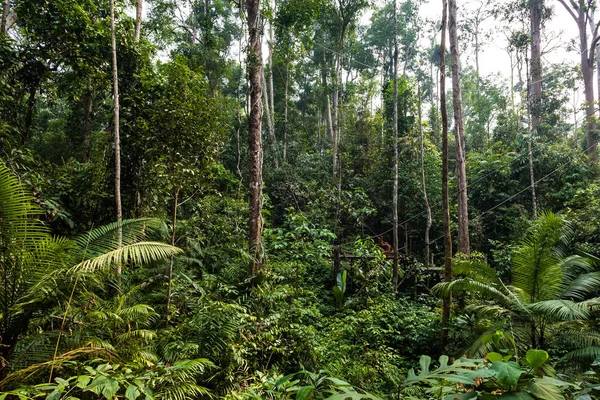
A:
[110, 0, 123, 279]
[262, 69, 279, 168]
[418, 84, 432, 269]
[247, 0, 264, 277]
[448, 0, 469, 256]
[1, 0, 9, 35]
[284, 64, 289, 162]
[392, 0, 399, 294]
[135, 0, 143, 42]
[558, 0, 598, 158]
[528, 0, 542, 218]
[530, 0, 542, 130]
[440, 0, 453, 352]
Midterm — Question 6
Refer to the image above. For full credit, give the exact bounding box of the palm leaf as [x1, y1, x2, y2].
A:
[72, 242, 183, 273]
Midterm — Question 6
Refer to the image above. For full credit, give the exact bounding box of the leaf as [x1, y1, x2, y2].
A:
[125, 385, 141, 400]
[46, 390, 62, 400]
[102, 379, 120, 399]
[525, 349, 549, 369]
[296, 386, 315, 400]
[419, 355, 432, 375]
[487, 352, 504, 363]
[491, 361, 522, 387]
[77, 375, 91, 389]
[527, 379, 563, 400]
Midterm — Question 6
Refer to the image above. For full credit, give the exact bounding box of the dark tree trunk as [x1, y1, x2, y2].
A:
[247, 0, 264, 277]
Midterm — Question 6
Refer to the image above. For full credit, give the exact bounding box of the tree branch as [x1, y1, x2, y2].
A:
[558, 0, 579, 23]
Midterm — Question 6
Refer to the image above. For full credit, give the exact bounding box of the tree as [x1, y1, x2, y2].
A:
[448, 0, 469, 255]
[558, 0, 600, 158]
[110, 0, 123, 278]
[247, 0, 263, 277]
[135, 0, 143, 42]
[528, 0, 543, 218]
[439, 0, 452, 352]
[392, 0, 399, 293]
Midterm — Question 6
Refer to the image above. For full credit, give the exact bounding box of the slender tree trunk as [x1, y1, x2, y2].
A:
[135, 0, 143, 42]
[580, 21, 597, 157]
[247, 0, 264, 277]
[165, 187, 179, 328]
[111, 0, 123, 280]
[588, 10, 600, 117]
[262, 70, 279, 168]
[439, 0, 452, 352]
[1, 0, 9, 34]
[268, 2, 276, 129]
[448, 0, 469, 255]
[418, 84, 432, 269]
[322, 72, 334, 140]
[332, 58, 340, 178]
[284, 64, 289, 162]
[528, 0, 542, 218]
[530, 0, 542, 130]
[392, 0, 399, 294]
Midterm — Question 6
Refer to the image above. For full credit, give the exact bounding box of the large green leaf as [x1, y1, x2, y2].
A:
[491, 361, 522, 387]
[527, 379, 563, 400]
[524, 349, 548, 369]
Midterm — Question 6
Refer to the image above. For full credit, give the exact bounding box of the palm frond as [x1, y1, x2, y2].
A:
[530, 299, 590, 321]
[562, 271, 600, 300]
[72, 242, 183, 273]
[512, 212, 565, 302]
[74, 218, 162, 257]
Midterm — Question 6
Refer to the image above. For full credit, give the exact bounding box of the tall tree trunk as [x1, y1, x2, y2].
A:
[392, 0, 399, 294]
[165, 187, 179, 328]
[268, 2, 276, 129]
[284, 64, 289, 162]
[262, 70, 279, 168]
[448, 0, 469, 256]
[439, 0, 453, 352]
[332, 57, 340, 178]
[110, 0, 123, 280]
[528, 0, 542, 218]
[559, 0, 598, 158]
[418, 84, 432, 269]
[580, 18, 597, 157]
[135, 0, 142, 42]
[247, 0, 264, 277]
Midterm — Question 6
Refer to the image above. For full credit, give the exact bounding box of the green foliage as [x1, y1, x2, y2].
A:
[400, 350, 575, 399]
[225, 370, 380, 399]
[2, 359, 213, 400]
[435, 212, 600, 359]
